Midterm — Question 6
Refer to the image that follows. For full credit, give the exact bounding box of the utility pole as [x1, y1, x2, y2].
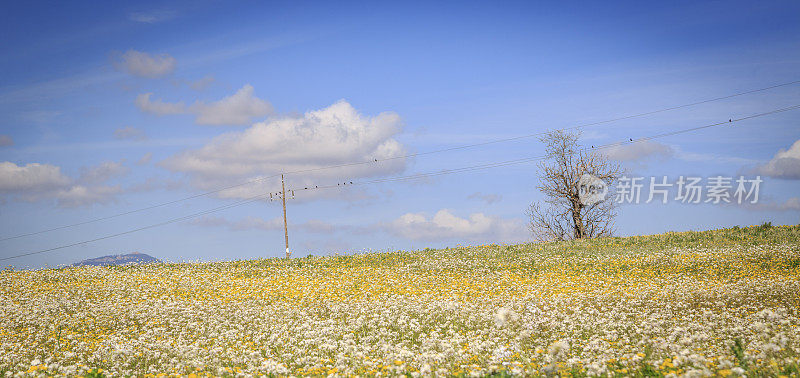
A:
[281, 174, 290, 258]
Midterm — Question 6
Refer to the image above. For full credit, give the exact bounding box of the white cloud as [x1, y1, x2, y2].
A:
[0, 36, 305, 104]
[300, 219, 338, 233]
[385, 209, 526, 242]
[602, 140, 673, 161]
[135, 84, 272, 126]
[0, 135, 12, 147]
[137, 152, 153, 165]
[0, 162, 70, 192]
[188, 76, 215, 91]
[780, 197, 800, 211]
[128, 9, 176, 24]
[231, 216, 284, 231]
[189, 215, 230, 228]
[79, 161, 129, 184]
[55, 185, 122, 208]
[467, 192, 502, 204]
[113, 50, 176, 78]
[114, 126, 148, 141]
[753, 139, 800, 180]
[741, 197, 800, 212]
[671, 146, 757, 165]
[0, 161, 126, 207]
[135, 93, 186, 115]
[191, 84, 273, 125]
[161, 100, 407, 199]
[127, 176, 183, 192]
[581, 130, 608, 140]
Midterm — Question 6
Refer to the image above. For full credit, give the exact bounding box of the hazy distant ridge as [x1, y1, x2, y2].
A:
[71, 252, 160, 267]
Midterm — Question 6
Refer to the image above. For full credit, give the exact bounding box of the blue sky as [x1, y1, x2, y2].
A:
[1, 1, 799, 268]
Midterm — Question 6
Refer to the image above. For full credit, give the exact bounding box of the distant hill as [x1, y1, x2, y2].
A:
[71, 252, 160, 267]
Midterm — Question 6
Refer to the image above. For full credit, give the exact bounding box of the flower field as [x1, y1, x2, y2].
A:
[2, 225, 800, 377]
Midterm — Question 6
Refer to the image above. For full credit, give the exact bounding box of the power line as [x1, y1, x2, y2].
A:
[0, 174, 280, 243]
[2, 103, 797, 263]
[288, 104, 800, 192]
[275, 79, 800, 175]
[2, 79, 799, 242]
[0, 194, 269, 263]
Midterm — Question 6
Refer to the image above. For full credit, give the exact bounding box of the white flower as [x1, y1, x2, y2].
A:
[547, 340, 570, 357]
[494, 307, 517, 327]
[420, 363, 431, 375]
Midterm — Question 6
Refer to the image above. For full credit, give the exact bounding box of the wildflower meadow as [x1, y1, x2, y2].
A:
[1, 224, 799, 377]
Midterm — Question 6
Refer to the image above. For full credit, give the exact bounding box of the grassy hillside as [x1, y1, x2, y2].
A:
[1, 224, 799, 377]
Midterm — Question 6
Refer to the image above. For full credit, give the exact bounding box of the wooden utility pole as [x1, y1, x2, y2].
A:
[281, 174, 290, 258]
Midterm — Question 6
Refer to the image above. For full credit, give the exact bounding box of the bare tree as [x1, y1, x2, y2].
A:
[527, 130, 622, 241]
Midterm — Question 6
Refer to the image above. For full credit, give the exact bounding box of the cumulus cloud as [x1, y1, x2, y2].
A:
[0, 162, 70, 192]
[779, 197, 800, 211]
[114, 126, 148, 141]
[769, 197, 800, 211]
[113, 50, 176, 78]
[79, 161, 129, 184]
[740, 197, 800, 212]
[0, 135, 12, 147]
[753, 139, 800, 180]
[189, 76, 215, 91]
[135, 84, 272, 126]
[602, 140, 673, 161]
[135, 93, 186, 115]
[467, 192, 502, 204]
[127, 176, 183, 192]
[55, 185, 122, 208]
[0, 161, 126, 207]
[385, 209, 526, 242]
[161, 100, 406, 199]
[192, 84, 273, 125]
